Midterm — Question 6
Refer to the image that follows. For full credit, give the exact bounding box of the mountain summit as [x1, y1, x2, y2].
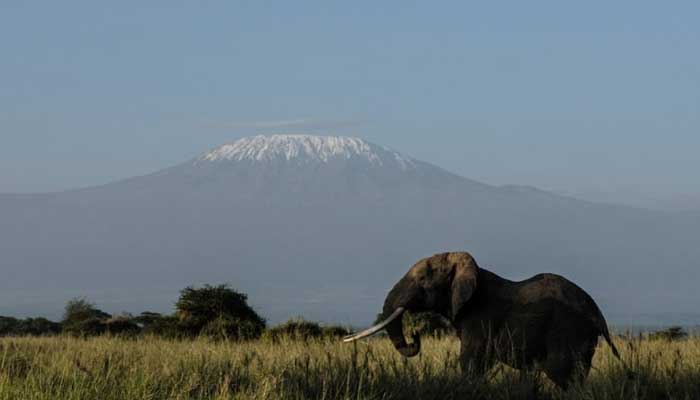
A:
[196, 135, 417, 171]
[168, 134, 465, 202]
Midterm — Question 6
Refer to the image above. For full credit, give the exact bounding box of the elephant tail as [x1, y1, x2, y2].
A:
[587, 297, 621, 359]
[591, 306, 620, 359]
[598, 317, 641, 382]
[601, 328, 620, 359]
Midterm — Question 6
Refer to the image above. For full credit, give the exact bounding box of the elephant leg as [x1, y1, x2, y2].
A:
[543, 352, 575, 389]
[460, 354, 494, 375]
[542, 337, 596, 389]
[459, 341, 495, 376]
[542, 307, 599, 389]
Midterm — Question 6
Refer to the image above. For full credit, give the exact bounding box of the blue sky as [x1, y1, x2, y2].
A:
[1, 2, 698, 207]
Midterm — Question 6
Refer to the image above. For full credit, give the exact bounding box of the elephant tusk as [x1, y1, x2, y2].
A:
[342, 307, 405, 343]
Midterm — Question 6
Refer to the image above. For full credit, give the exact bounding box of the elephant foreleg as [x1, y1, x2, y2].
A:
[459, 341, 495, 377]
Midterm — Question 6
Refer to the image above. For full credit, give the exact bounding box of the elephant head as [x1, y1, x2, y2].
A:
[344, 252, 478, 357]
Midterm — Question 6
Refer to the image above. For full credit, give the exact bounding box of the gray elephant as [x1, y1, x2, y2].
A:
[344, 252, 620, 388]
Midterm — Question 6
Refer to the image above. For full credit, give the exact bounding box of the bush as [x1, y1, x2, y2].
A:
[175, 284, 266, 338]
[63, 318, 107, 337]
[133, 312, 164, 328]
[141, 315, 182, 339]
[104, 315, 140, 337]
[649, 326, 688, 341]
[264, 320, 351, 341]
[265, 318, 324, 341]
[0, 316, 20, 336]
[0, 316, 61, 337]
[321, 325, 352, 339]
[201, 316, 265, 341]
[15, 318, 61, 336]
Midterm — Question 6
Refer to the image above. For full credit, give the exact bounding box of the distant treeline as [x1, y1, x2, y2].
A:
[1, 283, 692, 342]
[0, 284, 352, 341]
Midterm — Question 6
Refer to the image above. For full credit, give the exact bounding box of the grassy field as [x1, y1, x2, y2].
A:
[0, 335, 699, 399]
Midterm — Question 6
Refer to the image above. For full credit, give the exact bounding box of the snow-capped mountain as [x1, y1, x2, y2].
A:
[110, 134, 483, 206]
[197, 135, 417, 170]
[1, 135, 699, 326]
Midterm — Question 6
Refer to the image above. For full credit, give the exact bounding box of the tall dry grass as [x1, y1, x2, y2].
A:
[0, 335, 698, 399]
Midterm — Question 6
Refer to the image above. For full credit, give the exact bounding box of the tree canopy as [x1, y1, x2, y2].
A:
[175, 284, 266, 338]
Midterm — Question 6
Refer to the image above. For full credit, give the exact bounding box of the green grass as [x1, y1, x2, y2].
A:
[0, 335, 699, 399]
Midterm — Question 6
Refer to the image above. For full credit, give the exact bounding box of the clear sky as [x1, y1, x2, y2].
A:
[2, 2, 699, 208]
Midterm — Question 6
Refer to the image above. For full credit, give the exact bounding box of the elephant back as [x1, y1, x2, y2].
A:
[515, 273, 612, 340]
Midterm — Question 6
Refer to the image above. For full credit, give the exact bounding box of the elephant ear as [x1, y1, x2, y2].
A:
[449, 252, 479, 320]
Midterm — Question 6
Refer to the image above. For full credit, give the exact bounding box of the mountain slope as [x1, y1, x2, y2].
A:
[1, 135, 698, 325]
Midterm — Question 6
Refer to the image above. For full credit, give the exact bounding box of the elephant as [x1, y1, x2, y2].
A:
[344, 252, 620, 388]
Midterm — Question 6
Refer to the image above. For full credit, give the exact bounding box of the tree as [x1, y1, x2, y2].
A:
[62, 298, 111, 337]
[175, 284, 266, 338]
[62, 298, 111, 324]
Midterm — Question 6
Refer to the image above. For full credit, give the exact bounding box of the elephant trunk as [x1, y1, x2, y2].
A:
[383, 310, 421, 357]
[383, 281, 421, 358]
[341, 275, 422, 357]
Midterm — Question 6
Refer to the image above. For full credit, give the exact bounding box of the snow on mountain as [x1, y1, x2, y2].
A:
[197, 135, 417, 170]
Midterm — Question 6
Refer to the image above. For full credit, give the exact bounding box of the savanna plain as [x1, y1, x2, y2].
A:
[1, 334, 699, 400]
